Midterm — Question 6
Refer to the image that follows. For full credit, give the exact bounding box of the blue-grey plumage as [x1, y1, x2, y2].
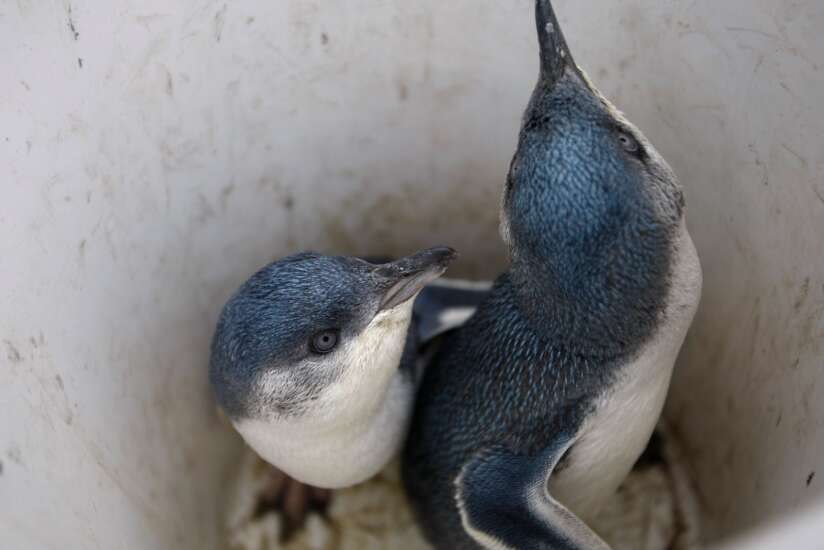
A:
[403, 2, 702, 549]
[209, 246, 491, 492]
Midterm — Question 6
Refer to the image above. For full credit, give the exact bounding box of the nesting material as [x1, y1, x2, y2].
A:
[225, 423, 701, 550]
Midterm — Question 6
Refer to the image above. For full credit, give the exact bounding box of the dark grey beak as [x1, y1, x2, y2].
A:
[374, 247, 458, 312]
[536, 0, 575, 85]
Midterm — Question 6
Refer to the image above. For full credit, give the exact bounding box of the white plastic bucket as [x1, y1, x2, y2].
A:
[2, 1, 822, 548]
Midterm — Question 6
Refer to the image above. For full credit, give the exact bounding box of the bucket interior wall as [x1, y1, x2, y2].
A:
[2, 1, 822, 548]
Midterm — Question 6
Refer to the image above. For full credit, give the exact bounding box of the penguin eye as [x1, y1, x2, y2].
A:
[617, 132, 641, 155]
[310, 330, 339, 354]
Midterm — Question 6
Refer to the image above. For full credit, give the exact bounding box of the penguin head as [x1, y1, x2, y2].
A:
[209, 246, 456, 433]
[501, 0, 684, 351]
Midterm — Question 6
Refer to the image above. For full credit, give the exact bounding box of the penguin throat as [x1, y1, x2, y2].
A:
[508, 233, 675, 357]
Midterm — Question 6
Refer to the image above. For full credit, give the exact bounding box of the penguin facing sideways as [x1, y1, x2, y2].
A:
[402, 2, 702, 549]
[209, 246, 488, 530]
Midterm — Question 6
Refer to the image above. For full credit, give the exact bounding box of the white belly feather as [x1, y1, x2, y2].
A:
[236, 373, 414, 489]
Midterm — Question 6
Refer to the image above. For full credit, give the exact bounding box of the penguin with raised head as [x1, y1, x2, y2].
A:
[402, 2, 702, 548]
[209, 247, 488, 529]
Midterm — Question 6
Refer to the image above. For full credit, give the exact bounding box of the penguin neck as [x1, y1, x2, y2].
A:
[507, 226, 677, 358]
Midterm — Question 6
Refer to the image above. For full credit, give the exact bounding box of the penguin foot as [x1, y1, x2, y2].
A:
[252, 466, 333, 542]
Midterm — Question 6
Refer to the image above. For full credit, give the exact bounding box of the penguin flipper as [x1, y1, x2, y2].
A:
[413, 278, 491, 343]
[455, 440, 610, 550]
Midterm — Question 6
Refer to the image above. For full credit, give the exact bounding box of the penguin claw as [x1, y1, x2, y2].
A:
[253, 466, 333, 542]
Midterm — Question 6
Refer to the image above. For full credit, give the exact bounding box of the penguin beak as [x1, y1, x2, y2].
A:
[536, 0, 577, 86]
[535, 0, 591, 88]
[374, 247, 458, 312]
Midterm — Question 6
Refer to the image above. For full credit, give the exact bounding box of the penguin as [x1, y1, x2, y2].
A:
[402, 2, 702, 549]
[209, 246, 488, 528]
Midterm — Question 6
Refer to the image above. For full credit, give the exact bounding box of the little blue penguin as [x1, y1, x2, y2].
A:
[402, 2, 702, 549]
[209, 246, 488, 525]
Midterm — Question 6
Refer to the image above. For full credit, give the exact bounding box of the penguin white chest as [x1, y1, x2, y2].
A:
[549, 225, 702, 521]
